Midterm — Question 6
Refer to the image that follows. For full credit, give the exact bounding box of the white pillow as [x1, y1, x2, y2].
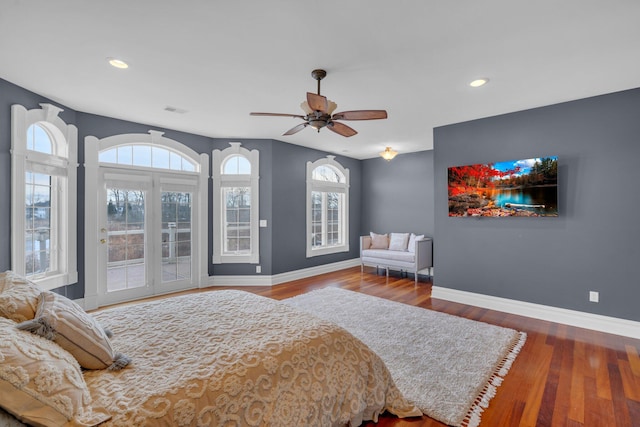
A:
[408, 234, 425, 253]
[388, 233, 410, 251]
[369, 232, 389, 249]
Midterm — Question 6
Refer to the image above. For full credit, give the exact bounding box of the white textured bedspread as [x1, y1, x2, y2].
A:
[80, 290, 420, 426]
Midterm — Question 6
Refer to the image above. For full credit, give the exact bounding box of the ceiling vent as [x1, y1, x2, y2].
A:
[164, 106, 188, 114]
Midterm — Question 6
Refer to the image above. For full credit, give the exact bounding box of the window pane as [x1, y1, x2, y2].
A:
[169, 151, 181, 170]
[27, 124, 53, 154]
[132, 145, 152, 167]
[25, 171, 53, 276]
[223, 187, 251, 254]
[223, 155, 250, 175]
[117, 146, 133, 165]
[99, 148, 117, 163]
[312, 165, 343, 183]
[152, 147, 170, 169]
[182, 159, 195, 172]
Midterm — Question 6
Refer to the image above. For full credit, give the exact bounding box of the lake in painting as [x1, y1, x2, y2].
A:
[448, 157, 558, 217]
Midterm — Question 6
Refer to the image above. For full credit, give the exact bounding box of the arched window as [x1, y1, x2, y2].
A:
[212, 143, 259, 264]
[99, 144, 196, 171]
[306, 155, 350, 257]
[11, 104, 78, 290]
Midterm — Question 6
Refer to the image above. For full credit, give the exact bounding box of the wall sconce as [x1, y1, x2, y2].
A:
[379, 146, 398, 161]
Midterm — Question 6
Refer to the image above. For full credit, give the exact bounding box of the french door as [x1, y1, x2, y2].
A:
[97, 170, 197, 306]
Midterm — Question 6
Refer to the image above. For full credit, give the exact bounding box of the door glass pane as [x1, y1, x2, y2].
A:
[106, 188, 146, 292]
[161, 191, 192, 283]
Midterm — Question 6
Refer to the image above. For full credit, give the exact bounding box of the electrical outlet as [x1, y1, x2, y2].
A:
[589, 291, 599, 303]
[256, 265, 261, 273]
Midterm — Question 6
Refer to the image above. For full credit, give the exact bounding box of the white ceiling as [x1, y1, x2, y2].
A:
[2, 0, 640, 159]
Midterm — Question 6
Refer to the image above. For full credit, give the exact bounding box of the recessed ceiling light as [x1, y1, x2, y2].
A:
[469, 78, 489, 88]
[107, 58, 129, 69]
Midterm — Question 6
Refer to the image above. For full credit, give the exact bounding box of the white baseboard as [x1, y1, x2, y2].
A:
[432, 286, 640, 340]
[207, 258, 361, 287]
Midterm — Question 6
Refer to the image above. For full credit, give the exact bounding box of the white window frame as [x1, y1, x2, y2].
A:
[11, 103, 78, 290]
[306, 155, 350, 257]
[212, 142, 259, 264]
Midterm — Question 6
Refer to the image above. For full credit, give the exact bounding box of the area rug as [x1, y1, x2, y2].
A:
[283, 287, 526, 427]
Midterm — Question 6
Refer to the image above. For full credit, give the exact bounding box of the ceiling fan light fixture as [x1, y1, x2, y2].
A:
[327, 100, 338, 115]
[379, 146, 398, 161]
[300, 101, 313, 115]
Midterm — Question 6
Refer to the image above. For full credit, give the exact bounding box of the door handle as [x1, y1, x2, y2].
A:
[100, 239, 106, 244]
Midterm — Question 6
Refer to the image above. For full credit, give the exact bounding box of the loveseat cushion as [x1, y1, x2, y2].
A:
[362, 249, 415, 263]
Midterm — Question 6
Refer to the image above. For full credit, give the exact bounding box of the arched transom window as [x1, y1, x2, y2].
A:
[99, 144, 196, 172]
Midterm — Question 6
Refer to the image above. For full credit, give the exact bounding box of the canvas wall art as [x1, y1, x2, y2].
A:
[448, 157, 558, 217]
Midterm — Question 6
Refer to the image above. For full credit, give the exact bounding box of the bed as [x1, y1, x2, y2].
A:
[0, 272, 421, 427]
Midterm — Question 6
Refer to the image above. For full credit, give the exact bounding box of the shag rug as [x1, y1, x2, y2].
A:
[283, 287, 526, 427]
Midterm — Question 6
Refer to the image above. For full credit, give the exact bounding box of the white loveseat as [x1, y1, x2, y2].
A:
[360, 232, 433, 283]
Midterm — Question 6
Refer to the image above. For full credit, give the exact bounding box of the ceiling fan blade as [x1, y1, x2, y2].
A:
[283, 123, 308, 136]
[331, 110, 388, 121]
[306, 92, 328, 113]
[327, 121, 357, 137]
[250, 112, 306, 119]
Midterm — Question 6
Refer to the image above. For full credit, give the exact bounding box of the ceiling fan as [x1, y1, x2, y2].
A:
[250, 69, 388, 137]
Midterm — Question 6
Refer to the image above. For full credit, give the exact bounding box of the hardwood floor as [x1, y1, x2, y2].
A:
[101, 267, 640, 427]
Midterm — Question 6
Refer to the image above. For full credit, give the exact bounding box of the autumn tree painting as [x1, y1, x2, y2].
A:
[448, 157, 558, 217]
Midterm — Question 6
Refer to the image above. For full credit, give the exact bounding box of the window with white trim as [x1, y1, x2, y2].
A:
[306, 155, 349, 257]
[11, 104, 78, 290]
[99, 144, 196, 171]
[212, 143, 259, 264]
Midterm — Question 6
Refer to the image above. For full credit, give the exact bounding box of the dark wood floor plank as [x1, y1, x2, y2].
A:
[568, 339, 586, 424]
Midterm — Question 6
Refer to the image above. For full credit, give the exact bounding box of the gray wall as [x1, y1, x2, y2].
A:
[433, 88, 640, 322]
[270, 141, 363, 275]
[0, 78, 363, 295]
[361, 151, 435, 237]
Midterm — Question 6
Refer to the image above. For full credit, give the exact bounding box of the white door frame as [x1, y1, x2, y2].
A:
[84, 130, 209, 310]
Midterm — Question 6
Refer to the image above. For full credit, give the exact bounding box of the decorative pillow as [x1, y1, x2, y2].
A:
[388, 233, 410, 251]
[369, 232, 389, 249]
[17, 291, 131, 371]
[0, 271, 41, 322]
[408, 234, 425, 253]
[0, 317, 111, 427]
